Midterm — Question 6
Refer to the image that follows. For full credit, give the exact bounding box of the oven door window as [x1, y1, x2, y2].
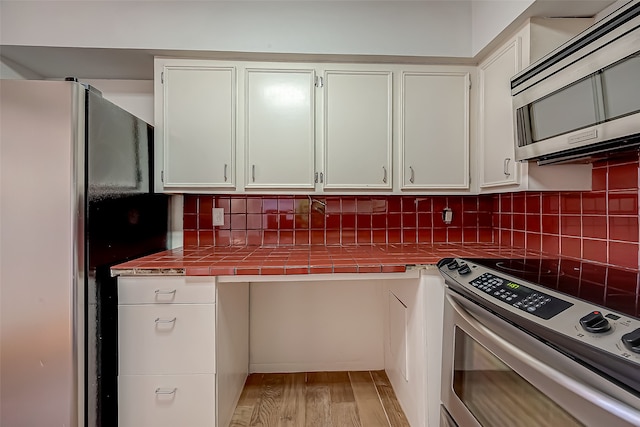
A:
[453, 327, 583, 426]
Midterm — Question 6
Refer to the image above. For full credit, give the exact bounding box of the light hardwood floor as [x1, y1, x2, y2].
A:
[230, 371, 411, 427]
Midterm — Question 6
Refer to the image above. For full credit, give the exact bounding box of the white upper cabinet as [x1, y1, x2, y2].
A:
[156, 60, 236, 191]
[400, 71, 470, 190]
[478, 38, 521, 189]
[322, 70, 393, 190]
[244, 67, 316, 189]
[478, 18, 594, 192]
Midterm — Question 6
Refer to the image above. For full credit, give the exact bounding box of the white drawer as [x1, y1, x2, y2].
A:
[118, 374, 215, 427]
[118, 276, 215, 304]
[118, 304, 215, 375]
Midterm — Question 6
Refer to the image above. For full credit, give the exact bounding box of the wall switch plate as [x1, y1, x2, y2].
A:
[442, 207, 453, 224]
[212, 208, 225, 226]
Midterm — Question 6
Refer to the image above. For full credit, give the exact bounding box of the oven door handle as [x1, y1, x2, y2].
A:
[446, 292, 640, 425]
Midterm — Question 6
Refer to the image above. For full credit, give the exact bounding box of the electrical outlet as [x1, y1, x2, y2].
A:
[212, 208, 225, 226]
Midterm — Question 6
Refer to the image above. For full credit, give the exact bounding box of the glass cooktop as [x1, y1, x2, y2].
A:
[465, 258, 640, 319]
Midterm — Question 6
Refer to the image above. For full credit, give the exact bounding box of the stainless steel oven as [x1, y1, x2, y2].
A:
[438, 258, 640, 427]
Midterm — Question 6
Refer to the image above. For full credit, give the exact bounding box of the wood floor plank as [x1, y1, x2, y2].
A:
[278, 372, 306, 427]
[327, 371, 356, 403]
[250, 373, 285, 427]
[230, 374, 265, 427]
[371, 370, 411, 427]
[231, 371, 409, 427]
[326, 371, 360, 426]
[330, 402, 362, 427]
[306, 372, 332, 427]
[349, 371, 390, 427]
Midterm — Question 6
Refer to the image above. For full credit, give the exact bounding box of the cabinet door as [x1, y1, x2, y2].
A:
[118, 304, 216, 375]
[478, 38, 521, 189]
[323, 70, 393, 189]
[118, 374, 215, 427]
[401, 72, 470, 189]
[245, 68, 315, 189]
[162, 65, 235, 189]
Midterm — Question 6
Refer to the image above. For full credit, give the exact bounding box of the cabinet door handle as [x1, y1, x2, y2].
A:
[155, 317, 177, 324]
[224, 163, 228, 182]
[252, 165, 256, 182]
[504, 158, 511, 177]
[154, 289, 176, 296]
[382, 166, 387, 184]
[320, 172, 324, 183]
[155, 388, 177, 395]
[409, 166, 415, 184]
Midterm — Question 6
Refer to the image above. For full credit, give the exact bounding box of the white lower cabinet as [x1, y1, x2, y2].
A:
[118, 277, 249, 427]
[117, 273, 443, 426]
[118, 304, 216, 375]
[118, 374, 216, 427]
[384, 270, 446, 427]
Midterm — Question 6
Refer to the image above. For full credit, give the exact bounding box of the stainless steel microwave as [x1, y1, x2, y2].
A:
[512, 0, 640, 165]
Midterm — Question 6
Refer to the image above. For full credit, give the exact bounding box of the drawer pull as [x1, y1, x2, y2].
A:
[155, 387, 177, 395]
[155, 317, 177, 324]
[154, 289, 176, 296]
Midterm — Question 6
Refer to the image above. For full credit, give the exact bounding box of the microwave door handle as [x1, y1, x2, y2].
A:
[446, 293, 640, 426]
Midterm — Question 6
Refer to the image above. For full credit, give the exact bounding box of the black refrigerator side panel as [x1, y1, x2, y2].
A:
[86, 88, 150, 196]
[85, 89, 168, 427]
[88, 194, 168, 427]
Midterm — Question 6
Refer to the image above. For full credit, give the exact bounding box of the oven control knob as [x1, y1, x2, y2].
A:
[621, 328, 640, 353]
[447, 260, 459, 270]
[458, 264, 471, 275]
[579, 311, 611, 333]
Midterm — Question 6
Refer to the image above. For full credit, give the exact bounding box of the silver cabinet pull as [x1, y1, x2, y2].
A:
[504, 158, 511, 177]
[382, 166, 387, 184]
[155, 388, 177, 395]
[320, 172, 324, 183]
[252, 165, 256, 182]
[224, 163, 228, 182]
[315, 172, 318, 183]
[154, 289, 176, 302]
[155, 317, 177, 324]
[409, 166, 415, 184]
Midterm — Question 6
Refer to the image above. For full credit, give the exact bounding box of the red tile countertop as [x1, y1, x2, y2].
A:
[111, 244, 536, 276]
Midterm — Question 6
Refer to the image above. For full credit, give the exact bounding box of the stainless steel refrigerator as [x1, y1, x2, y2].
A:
[0, 79, 168, 426]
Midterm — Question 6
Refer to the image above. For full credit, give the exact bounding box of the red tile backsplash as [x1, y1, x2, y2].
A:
[185, 195, 493, 247]
[494, 154, 640, 271]
[183, 154, 640, 273]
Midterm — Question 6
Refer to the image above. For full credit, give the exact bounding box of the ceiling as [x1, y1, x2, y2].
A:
[0, 0, 620, 80]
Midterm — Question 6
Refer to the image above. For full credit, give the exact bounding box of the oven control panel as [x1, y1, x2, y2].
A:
[469, 272, 573, 320]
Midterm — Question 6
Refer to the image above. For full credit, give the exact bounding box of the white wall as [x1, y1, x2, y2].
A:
[471, 0, 535, 56]
[81, 79, 154, 124]
[0, 1, 474, 57]
[0, 56, 42, 79]
[250, 279, 385, 373]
